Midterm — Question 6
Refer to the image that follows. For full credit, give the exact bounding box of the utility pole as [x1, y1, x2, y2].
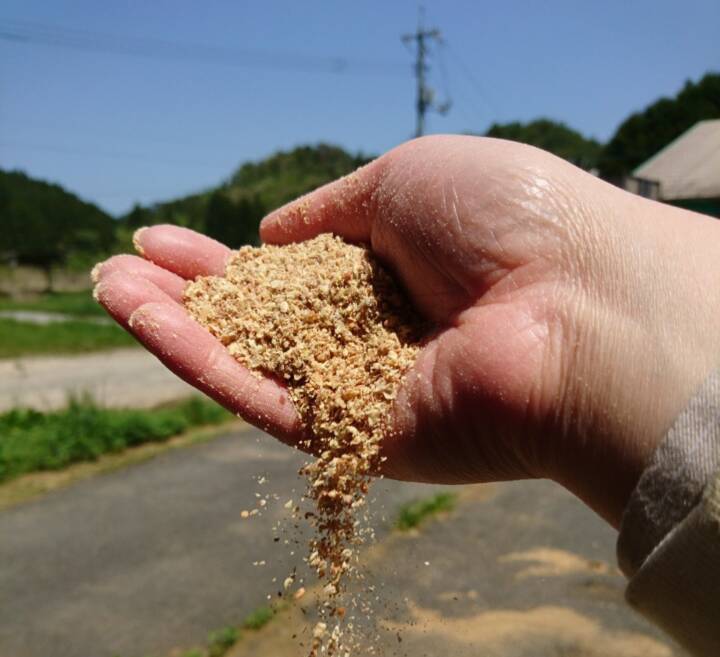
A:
[402, 7, 450, 137]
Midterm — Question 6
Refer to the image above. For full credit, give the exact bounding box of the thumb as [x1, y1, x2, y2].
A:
[259, 158, 383, 245]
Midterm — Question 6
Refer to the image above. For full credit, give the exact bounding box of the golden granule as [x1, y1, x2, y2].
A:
[184, 233, 424, 655]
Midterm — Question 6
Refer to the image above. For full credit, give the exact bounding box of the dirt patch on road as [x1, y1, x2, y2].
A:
[498, 547, 612, 580]
[383, 602, 673, 657]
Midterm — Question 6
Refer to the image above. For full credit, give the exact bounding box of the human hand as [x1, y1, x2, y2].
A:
[95, 135, 720, 527]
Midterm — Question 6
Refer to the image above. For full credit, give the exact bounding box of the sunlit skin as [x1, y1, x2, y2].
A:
[94, 135, 720, 528]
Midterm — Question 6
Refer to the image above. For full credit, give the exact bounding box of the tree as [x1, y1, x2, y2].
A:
[484, 119, 602, 170]
[0, 169, 114, 289]
[598, 72, 720, 181]
[204, 192, 266, 248]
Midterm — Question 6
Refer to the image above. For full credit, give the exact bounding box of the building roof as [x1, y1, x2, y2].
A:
[633, 119, 720, 200]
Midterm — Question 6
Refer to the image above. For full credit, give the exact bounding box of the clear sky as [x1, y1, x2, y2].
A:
[2, 0, 718, 215]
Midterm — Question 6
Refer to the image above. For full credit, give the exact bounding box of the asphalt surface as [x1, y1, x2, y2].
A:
[230, 483, 684, 657]
[0, 427, 682, 657]
[0, 348, 196, 411]
[0, 427, 444, 657]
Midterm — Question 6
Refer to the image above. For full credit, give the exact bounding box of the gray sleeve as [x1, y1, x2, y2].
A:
[616, 370, 720, 656]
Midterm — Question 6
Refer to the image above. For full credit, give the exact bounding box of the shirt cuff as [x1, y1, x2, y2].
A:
[617, 369, 720, 578]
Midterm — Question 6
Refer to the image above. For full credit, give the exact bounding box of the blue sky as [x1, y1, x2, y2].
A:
[2, 1, 718, 215]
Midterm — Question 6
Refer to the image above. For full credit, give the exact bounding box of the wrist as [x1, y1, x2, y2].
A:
[547, 195, 720, 527]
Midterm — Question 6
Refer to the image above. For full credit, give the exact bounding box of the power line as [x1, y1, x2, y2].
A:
[401, 8, 451, 137]
[0, 19, 407, 77]
[445, 42, 499, 121]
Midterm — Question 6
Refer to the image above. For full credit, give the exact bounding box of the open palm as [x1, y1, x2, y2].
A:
[96, 135, 720, 527]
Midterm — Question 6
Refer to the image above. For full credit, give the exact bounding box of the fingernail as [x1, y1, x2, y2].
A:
[90, 261, 105, 284]
[92, 281, 106, 304]
[133, 227, 148, 255]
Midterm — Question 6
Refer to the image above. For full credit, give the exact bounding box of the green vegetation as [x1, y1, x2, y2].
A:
[0, 397, 232, 483]
[482, 72, 720, 180]
[207, 626, 240, 657]
[1, 144, 370, 290]
[395, 492, 458, 531]
[0, 169, 114, 287]
[0, 290, 104, 317]
[174, 605, 280, 657]
[0, 317, 135, 358]
[242, 605, 276, 630]
[5, 73, 720, 289]
[484, 118, 602, 170]
[598, 72, 720, 179]
[123, 143, 370, 248]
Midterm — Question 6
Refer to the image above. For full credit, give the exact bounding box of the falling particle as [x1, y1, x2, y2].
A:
[183, 234, 426, 656]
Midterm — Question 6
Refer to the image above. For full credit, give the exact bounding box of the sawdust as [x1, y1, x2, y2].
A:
[184, 233, 425, 655]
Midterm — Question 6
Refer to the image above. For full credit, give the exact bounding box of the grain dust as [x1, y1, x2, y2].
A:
[184, 233, 425, 655]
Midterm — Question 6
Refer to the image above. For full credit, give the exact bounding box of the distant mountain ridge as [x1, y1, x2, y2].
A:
[0, 169, 114, 275]
[120, 144, 371, 248]
[3, 71, 718, 276]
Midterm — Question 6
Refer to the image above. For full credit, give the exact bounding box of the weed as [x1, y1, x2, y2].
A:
[242, 605, 275, 630]
[395, 492, 458, 531]
[0, 396, 232, 482]
[207, 625, 239, 657]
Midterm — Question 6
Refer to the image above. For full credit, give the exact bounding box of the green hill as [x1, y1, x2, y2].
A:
[119, 144, 370, 248]
[484, 118, 601, 170]
[0, 169, 115, 279]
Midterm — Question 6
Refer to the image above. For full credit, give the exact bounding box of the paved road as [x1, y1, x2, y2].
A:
[231, 483, 685, 657]
[0, 348, 196, 411]
[0, 427, 445, 657]
[0, 427, 681, 657]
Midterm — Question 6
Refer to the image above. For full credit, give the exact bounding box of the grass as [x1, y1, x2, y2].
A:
[176, 606, 280, 657]
[0, 422, 241, 511]
[241, 605, 276, 630]
[0, 317, 135, 358]
[0, 290, 105, 317]
[207, 626, 240, 657]
[395, 492, 458, 531]
[0, 396, 233, 483]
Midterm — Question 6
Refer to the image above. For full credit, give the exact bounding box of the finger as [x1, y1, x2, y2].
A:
[133, 225, 232, 279]
[259, 159, 381, 245]
[94, 270, 182, 330]
[129, 302, 301, 442]
[93, 254, 187, 301]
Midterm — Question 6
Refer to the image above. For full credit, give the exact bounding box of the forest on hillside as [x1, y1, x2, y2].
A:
[1, 72, 718, 278]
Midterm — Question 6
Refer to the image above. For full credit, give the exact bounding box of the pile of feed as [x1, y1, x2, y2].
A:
[183, 234, 425, 655]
